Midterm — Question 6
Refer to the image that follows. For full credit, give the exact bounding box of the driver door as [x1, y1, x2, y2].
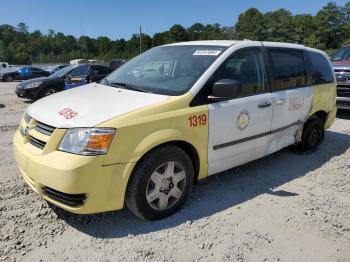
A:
[207, 47, 273, 175]
[70, 64, 89, 83]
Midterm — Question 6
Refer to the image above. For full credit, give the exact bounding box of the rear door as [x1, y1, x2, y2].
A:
[207, 46, 273, 175]
[266, 48, 312, 153]
[70, 64, 89, 83]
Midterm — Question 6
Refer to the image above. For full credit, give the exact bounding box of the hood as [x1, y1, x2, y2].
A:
[27, 83, 169, 128]
[18, 77, 50, 86]
[332, 60, 350, 67]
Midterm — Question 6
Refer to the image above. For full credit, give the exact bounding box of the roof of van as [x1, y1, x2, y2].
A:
[164, 40, 306, 49]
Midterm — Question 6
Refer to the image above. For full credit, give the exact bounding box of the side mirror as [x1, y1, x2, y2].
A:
[212, 79, 242, 99]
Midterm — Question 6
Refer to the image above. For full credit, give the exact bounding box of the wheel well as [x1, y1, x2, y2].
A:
[39, 86, 59, 95]
[136, 141, 200, 183]
[311, 110, 328, 125]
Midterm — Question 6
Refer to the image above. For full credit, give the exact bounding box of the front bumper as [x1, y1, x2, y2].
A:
[16, 88, 37, 99]
[13, 129, 135, 214]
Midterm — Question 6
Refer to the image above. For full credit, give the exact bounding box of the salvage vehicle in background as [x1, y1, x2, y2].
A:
[0, 62, 12, 74]
[16, 64, 110, 100]
[43, 64, 68, 75]
[13, 41, 336, 220]
[0, 62, 20, 80]
[331, 45, 350, 110]
[64, 64, 110, 89]
[109, 59, 126, 71]
[1, 66, 50, 82]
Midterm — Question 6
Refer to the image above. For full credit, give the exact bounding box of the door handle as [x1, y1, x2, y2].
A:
[258, 101, 272, 108]
[276, 98, 287, 105]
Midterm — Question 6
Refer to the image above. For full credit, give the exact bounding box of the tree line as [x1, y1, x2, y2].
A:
[0, 1, 349, 64]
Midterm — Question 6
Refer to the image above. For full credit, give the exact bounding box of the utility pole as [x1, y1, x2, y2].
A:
[139, 26, 142, 53]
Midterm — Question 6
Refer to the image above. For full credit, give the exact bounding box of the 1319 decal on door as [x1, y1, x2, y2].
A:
[188, 114, 207, 127]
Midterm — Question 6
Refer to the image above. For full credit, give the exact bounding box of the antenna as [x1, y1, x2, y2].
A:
[139, 26, 142, 53]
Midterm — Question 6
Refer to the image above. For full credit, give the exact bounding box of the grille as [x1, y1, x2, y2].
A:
[337, 100, 350, 107]
[334, 69, 350, 72]
[42, 187, 86, 207]
[35, 121, 55, 136]
[337, 87, 350, 98]
[29, 135, 46, 150]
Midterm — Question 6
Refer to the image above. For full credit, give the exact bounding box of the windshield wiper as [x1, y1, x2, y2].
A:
[109, 82, 150, 93]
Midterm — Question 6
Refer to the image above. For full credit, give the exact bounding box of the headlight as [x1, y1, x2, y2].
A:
[20, 113, 32, 136]
[24, 82, 42, 89]
[58, 128, 115, 156]
[24, 112, 32, 124]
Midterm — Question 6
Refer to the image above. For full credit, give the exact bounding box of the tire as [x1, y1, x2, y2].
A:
[4, 76, 13, 82]
[41, 87, 59, 98]
[125, 145, 194, 220]
[298, 116, 324, 153]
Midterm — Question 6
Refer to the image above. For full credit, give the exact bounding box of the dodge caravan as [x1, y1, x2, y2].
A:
[13, 41, 336, 220]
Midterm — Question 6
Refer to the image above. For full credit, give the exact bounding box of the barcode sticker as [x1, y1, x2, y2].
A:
[193, 50, 222, 56]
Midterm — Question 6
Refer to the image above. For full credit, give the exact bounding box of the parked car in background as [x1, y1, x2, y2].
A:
[16, 64, 111, 100]
[1, 66, 50, 82]
[43, 64, 68, 74]
[331, 45, 350, 110]
[64, 64, 111, 89]
[109, 59, 126, 71]
[0, 62, 11, 73]
[0, 62, 20, 78]
[70, 59, 87, 65]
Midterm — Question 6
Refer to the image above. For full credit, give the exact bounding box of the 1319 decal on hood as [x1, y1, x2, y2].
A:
[58, 108, 79, 119]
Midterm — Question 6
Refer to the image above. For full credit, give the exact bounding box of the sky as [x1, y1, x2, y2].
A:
[0, 0, 348, 40]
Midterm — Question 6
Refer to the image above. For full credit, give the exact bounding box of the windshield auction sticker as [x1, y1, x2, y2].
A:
[193, 50, 222, 56]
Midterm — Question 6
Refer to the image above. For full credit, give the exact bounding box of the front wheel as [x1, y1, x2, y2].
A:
[41, 87, 59, 98]
[125, 145, 194, 220]
[298, 116, 324, 153]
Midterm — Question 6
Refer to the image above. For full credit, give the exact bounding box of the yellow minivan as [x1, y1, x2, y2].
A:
[13, 41, 336, 220]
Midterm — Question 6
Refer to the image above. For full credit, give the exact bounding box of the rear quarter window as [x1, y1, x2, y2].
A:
[308, 51, 334, 85]
[268, 48, 307, 90]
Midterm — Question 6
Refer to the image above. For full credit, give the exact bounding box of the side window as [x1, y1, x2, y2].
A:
[1, 63, 6, 68]
[268, 49, 307, 90]
[211, 48, 266, 97]
[92, 66, 109, 75]
[31, 67, 42, 72]
[71, 64, 89, 77]
[308, 51, 334, 85]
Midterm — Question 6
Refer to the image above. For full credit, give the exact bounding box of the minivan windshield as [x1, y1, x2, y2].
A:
[330, 47, 350, 61]
[102, 45, 226, 95]
[49, 65, 77, 78]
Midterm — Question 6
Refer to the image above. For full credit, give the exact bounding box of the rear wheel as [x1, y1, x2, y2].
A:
[298, 116, 324, 153]
[125, 145, 194, 220]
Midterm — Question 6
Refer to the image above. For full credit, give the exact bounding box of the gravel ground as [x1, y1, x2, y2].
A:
[0, 82, 350, 262]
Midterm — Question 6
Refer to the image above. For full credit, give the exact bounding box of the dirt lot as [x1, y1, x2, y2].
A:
[0, 82, 350, 262]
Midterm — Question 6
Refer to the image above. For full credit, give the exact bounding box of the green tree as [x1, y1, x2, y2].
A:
[264, 9, 295, 42]
[313, 2, 346, 50]
[235, 8, 265, 40]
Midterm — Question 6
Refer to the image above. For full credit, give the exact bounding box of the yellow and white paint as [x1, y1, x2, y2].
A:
[13, 41, 336, 214]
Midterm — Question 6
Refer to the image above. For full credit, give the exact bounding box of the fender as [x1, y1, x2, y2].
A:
[103, 128, 190, 165]
[131, 128, 188, 162]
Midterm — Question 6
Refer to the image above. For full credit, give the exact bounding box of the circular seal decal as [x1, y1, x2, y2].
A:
[237, 110, 250, 130]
